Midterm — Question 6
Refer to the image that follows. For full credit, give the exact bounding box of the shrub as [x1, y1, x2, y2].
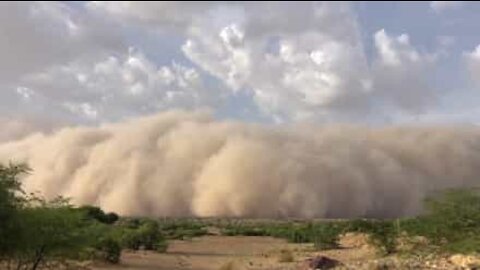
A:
[137, 220, 161, 250]
[123, 218, 142, 229]
[120, 229, 142, 250]
[154, 241, 169, 253]
[103, 212, 119, 224]
[344, 219, 398, 254]
[78, 206, 119, 224]
[312, 223, 342, 250]
[159, 220, 208, 240]
[445, 236, 480, 254]
[403, 189, 480, 254]
[118, 219, 168, 251]
[94, 238, 121, 264]
[422, 189, 480, 241]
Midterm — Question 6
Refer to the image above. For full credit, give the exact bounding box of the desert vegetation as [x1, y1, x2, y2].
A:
[0, 163, 169, 269]
[2, 161, 480, 269]
[221, 188, 480, 256]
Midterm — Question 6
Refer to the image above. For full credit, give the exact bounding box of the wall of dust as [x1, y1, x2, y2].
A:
[1, 110, 479, 218]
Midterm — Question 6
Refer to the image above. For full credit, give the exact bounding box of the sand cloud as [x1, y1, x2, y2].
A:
[1, 110, 479, 218]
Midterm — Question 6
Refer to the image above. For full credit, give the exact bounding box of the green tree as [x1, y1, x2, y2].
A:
[10, 197, 92, 270]
[0, 163, 29, 258]
[0, 162, 123, 268]
[94, 238, 121, 264]
[78, 205, 119, 224]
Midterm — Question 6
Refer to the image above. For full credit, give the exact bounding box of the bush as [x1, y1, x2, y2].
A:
[154, 241, 168, 253]
[343, 189, 480, 255]
[159, 220, 208, 240]
[138, 220, 161, 250]
[222, 222, 344, 250]
[367, 222, 398, 254]
[345, 219, 398, 254]
[310, 223, 343, 250]
[423, 189, 480, 240]
[103, 212, 119, 224]
[118, 219, 168, 251]
[79, 206, 119, 224]
[120, 229, 142, 250]
[94, 238, 121, 264]
[402, 189, 480, 253]
[444, 236, 480, 254]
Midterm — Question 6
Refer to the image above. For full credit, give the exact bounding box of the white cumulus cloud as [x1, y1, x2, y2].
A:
[17, 49, 225, 123]
[372, 29, 436, 113]
[465, 44, 480, 87]
[430, 1, 464, 13]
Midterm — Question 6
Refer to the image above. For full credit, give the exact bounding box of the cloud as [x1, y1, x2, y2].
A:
[182, 3, 436, 122]
[57, 2, 380, 122]
[17, 49, 225, 123]
[0, 1, 130, 125]
[182, 2, 373, 122]
[430, 1, 464, 13]
[87, 1, 217, 31]
[2, 110, 480, 218]
[465, 44, 480, 86]
[0, 1, 458, 127]
[372, 29, 435, 113]
[0, 2, 124, 84]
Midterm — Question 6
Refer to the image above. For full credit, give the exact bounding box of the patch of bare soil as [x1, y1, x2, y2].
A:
[91, 234, 380, 270]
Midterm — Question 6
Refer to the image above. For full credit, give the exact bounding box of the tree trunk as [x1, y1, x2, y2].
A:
[31, 246, 45, 270]
[15, 257, 24, 270]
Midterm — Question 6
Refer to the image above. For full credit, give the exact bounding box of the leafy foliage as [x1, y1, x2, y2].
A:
[0, 163, 29, 255]
[78, 205, 119, 224]
[3, 160, 480, 268]
[345, 219, 398, 254]
[158, 219, 208, 240]
[223, 221, 343, 250]
[110, 218, 168, 252]
[400, 188, 480, 253]
[94, 238, 121, 264]
[13, 200, 91, 268]
[0, 163, 129, 269]
[219, 189, 480, 255]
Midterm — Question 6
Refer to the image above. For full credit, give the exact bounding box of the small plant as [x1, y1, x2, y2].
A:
[312, 223, 341, 250]
[154, 240, 169, 253]
[159, 219, 208, 240]
[118, 219, 167, 251]
[120, 229, 142, 250]
[94, 238, 121, 264]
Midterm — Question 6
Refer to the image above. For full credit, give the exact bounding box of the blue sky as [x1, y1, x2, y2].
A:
[2, 1, 480, 138]
[354, 1, 480, 123]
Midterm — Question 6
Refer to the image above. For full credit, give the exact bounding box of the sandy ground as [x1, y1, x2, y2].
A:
[92, 234, 377, 270]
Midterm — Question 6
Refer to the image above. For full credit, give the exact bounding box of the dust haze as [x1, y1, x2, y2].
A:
[1, 110, 479, 218]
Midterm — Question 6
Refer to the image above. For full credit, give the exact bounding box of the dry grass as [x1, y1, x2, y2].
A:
[218, 261, 236, 270]
[277, 249, 294, 262]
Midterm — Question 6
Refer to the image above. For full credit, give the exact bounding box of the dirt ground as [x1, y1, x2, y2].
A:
[92, 234, 377, 270]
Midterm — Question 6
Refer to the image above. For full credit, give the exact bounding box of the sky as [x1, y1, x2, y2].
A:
[2, 1, 480, 138]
